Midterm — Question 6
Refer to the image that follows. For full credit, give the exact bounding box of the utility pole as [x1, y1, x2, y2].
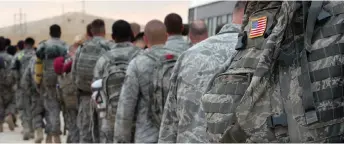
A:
[13, 8, 27, 36]
[81, 0, 85, 23]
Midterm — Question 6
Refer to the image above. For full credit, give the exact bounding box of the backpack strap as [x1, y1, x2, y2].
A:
[300, 1, 323, 125]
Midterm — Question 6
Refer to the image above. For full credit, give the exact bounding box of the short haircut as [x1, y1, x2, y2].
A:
[190, 21, 207, 36]
[144, 20, 167, 44]
[91, 19, 105, 35]
[25, 37, 35, 46]
[112, 20, 133, 42]
[164, 13, 183, 35]
[17, 40, 24, 50]
[5, 38, 11, 47]
[130, 22, 141, 37]
[87, 23, 93, 37]
[0, 37, 5, 51]
[215, 24, 225, 34]
[7, 46, 16, 55]
[50, 24, 61, 38]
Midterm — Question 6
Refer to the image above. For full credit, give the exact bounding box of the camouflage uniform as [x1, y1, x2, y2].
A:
[37, 38, 68, 136]
[0, 51, 15, 128]
[72, 36, 113, 143]
[12, 47, 36, 138]
[158, 24, 239, 143]
[93, 42, 141, 143]
[114, 45, 182, 143]
[20, 57, 45, 132]
[57, 56, 79, 143]
[164, 35, 189, 52]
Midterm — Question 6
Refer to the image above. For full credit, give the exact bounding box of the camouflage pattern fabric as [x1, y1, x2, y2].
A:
[37, 38, 68, 135]
[94, 41, 141, 143]
[20, 57, 45, 130]
[280, 1, 344, 142]
[72, 37, 112, 143]
[0, 51, 15, 123]
[12, 48, 36, 135]
[64, 108, 79, 143]
[158, 24, 239, 143]
[114, 45, 180, 143]
[214, 1, 298, 142]
[164, 35, 189, 52]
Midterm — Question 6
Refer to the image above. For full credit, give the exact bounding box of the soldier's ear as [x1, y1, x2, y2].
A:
[143, 35, 149, 46]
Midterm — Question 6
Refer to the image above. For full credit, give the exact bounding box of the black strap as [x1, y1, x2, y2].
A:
[308, 43, 344, 62]
[267, 113, 288, 128]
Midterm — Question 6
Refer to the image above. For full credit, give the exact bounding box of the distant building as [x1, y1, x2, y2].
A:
[188, 1, 238, 36]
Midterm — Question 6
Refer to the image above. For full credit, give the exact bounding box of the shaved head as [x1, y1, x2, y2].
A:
[144, 20, 167, 47]
[190, 20, 207, 35]
[189, 20, 208, 45]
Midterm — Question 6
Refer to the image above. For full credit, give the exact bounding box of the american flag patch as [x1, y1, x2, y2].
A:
[249, 16, 267, 38]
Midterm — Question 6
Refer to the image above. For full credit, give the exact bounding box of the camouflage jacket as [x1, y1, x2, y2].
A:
[165, 35, 189, 52]
[20, 57, 39, 99]
[0, 51, 15, 87]
[114, 44, 178, 143]
[158, 24, 239, 143]
[11, 48, 36, 83]
[36, 38, 69, 58]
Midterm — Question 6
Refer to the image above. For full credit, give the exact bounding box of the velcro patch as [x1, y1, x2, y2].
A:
[249, 16, 267, 39]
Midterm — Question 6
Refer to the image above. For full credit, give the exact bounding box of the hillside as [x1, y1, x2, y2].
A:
[0, 12, 118, 45]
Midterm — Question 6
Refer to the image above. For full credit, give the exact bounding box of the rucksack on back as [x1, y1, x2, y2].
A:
[278, 1, 344, 142]
[38, 43, 67, 87]
[101, 47, 141, 118]
[75, 40, 110, 92]
[145, 49, 179, 128]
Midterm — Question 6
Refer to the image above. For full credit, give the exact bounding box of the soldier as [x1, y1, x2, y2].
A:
[12, 37, 36, 140]
[0, 37, 16, 133]
[158, 2, 244, 142]
[36, 24, 68, 143]
[114, 20, 173, 143]
[164, 13, 189, 52]
[20, 56, 45, 143]
[72, 19, 113, 143]
[93, 19, 141, 143]
[188, 20, 208, 46]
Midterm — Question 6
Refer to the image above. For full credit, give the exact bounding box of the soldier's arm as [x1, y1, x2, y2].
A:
[114, 59, 140, 143]
[158, 64, 180, 143]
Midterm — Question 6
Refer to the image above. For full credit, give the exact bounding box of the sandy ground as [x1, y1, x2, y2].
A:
[0, 113, 67, 143]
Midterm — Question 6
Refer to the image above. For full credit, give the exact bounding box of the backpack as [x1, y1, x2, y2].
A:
[277, 1, 344, 142]
[201, 1, 297, 142]
[145, 48, 179, 128]
[75, 40, 110, 92]
[101, 47, 141, 117]
[58, 72, 78, 109]
[37, 42, 67, 87]
[17, 50, 35, 76]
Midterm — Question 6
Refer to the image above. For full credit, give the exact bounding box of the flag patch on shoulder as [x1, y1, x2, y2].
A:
[249, 16, 267, 39]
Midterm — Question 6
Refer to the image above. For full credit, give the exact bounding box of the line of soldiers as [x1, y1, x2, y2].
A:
[2, 1, 344, 143]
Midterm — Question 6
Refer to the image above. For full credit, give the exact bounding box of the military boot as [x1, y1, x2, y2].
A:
[4, 114, 15, 131]
[45, 134, 52, 143]
[34, 128, 43, 143]
[52, 134, 61, 143]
